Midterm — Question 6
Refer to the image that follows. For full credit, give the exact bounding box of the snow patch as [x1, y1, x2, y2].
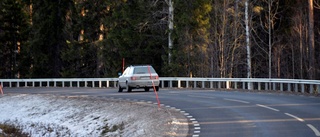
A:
[0, 94, 188, 137]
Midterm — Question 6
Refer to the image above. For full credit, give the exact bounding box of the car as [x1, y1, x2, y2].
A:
[118, 65, 160, 92]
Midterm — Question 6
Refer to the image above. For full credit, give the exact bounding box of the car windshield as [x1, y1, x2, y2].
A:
[133, 66, 156, 74]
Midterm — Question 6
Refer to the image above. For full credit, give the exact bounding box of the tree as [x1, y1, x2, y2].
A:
[0, 0, 29, 78]
[29, 0, 71, 77]
[308, 0, 315, 79]
[245, 0, 252, 89]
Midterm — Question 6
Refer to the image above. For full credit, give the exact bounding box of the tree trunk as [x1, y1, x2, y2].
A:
[308, 0, 315, 79]
[245, 0, 252, 89]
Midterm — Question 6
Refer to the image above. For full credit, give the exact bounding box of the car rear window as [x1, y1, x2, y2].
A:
[133, 66, 156, 74]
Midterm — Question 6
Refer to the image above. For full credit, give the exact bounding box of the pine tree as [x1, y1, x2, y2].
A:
[0, 0, 29, 78]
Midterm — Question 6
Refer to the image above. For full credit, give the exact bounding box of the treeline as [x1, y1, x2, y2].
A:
[0, 0, 319, 79]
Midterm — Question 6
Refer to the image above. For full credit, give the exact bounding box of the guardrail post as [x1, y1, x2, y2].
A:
[294, 83, 298, 92]
[280, 83, 283, 91]
[202, 81, 205, 88]
[218, 82, 221, 89]
[178, 80, 181, 88]
[234, 82, 237, 89]
[186, 81, 189, 88]
[258, 82, 261, 90]
[272, 83, 276, 90]
[242, 82, 245, 89]
[54, 81, 57, 87]
[106, 80, 109, 88]
[226, 81, 230, 89]
[210, 81, 213, 88]
[77, 81, 80, 88]
[161, 80, 164, 88]
[301, 84, 305, 93]
[309, 85, 313, 94]
[47, 81, 49, 87]
[317, 85, 320, 94]
[62, 81, 65, 87]
[194, 81, 197, 88]
[288, 83, 291, 91]
[265, 83, 268, 90]
[99, 81, 102, 88]
[17, 82, 19, 87]
[25, 81, 27, 87]
[92, 81, 94, 88]
[170, 80, 173, 88]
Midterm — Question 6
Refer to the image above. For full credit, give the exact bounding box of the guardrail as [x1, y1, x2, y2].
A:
[0, 77, 319, 94]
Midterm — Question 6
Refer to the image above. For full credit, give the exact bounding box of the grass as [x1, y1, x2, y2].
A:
[100, 121, 125, 136]
[0, 123, 29, 137]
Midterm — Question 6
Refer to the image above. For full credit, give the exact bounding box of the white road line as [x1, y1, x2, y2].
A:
[285, 113, 304, 122]
[307, 124, 320, 136]
[192, 121, 198, 123]
[188, 95, 215, 99]
[224, 98, 250, 104]
[256, 104, 280, 112]
[190, 118, 196, 121]
[195, 127, 201, 130]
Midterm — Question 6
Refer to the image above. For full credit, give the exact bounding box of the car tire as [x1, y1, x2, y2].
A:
[118, 84, 123, 92]
[126, 85, 132, 92]
[144, 87, 150, 91]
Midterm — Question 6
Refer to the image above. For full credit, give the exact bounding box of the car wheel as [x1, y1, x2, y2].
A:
[126, 84, 132, 92]
[118, 84, 123, 92]
[155, 86, 159, 92]
[144, 87, 150, 91]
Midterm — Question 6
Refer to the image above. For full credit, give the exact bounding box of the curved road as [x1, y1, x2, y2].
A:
[5, 88, 320, 137]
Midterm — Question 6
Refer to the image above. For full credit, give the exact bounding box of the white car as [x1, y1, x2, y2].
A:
[118, 65, 160, 92]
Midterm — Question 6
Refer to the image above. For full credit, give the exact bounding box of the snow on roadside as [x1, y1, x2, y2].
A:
[0, 94, 188, 137]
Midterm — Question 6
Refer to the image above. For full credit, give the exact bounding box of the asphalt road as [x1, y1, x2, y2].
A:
[4, 87, 320, 137]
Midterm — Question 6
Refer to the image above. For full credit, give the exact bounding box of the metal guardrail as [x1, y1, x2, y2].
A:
[0, 77, 319, 94]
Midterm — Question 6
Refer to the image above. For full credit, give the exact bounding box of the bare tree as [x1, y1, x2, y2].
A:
[308, 0, 315, 79]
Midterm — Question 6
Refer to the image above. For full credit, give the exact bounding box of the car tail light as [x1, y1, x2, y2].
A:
[131, 76, 137, 80]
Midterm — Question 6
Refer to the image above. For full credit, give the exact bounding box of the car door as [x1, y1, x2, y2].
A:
[118, 67, 131, 87]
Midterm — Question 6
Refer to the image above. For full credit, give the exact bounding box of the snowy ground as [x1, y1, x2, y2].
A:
[0, 94, 188, 137]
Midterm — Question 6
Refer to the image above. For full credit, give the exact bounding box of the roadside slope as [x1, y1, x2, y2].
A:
[0, 94, 188, 137]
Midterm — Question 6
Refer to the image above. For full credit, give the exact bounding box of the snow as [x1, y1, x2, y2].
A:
[0, 94, 188, 137]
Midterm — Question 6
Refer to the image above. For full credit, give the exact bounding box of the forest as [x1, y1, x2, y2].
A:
[0, 0, 319, 79]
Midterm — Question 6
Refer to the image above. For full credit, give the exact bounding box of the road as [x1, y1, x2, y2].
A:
[4, 87, 320, 137]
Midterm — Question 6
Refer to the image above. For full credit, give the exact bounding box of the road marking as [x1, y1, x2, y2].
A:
[256, 104, 280, 112]
[285, 113, 304, 122]
[224, 98, 250, 104]
[190, 118, 196, 121]
[307, 124, 320, 136]
[192, 121, 198, 123]
[188, 95, 215, 99]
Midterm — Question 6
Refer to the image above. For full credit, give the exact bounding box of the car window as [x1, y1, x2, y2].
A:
[133, 66, 156, 74]
[122, 67, 131, 75]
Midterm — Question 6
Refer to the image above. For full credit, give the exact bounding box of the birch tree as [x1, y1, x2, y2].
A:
[245, 0, 252, 89]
